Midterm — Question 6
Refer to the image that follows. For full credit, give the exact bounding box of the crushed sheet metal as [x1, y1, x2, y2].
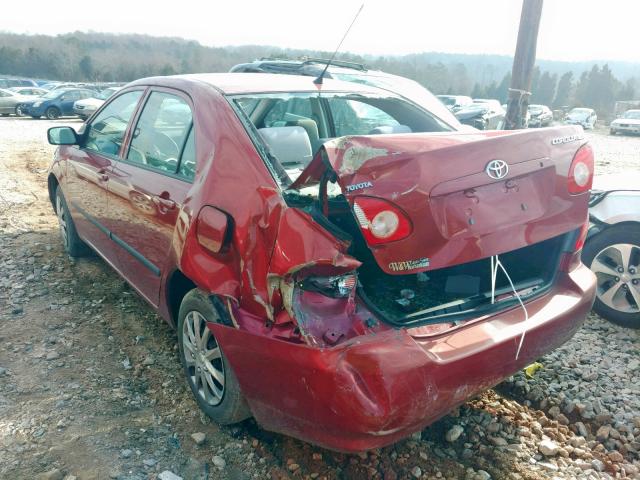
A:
[340, 145, 389, 174]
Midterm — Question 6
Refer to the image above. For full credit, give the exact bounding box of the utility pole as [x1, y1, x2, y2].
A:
[504, 0, 544, 130]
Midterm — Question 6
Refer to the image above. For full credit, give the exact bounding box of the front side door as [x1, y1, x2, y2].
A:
[0, 90, 13, 114]
[106, 89, 195, 306]
[63, 89, 144, 266]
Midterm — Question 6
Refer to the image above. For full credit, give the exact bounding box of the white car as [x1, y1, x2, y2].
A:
[73, 87, 121, 120]
[583, 173, 640, 328]
[565, 107, 597, 129]
[610, 109, 640, 135]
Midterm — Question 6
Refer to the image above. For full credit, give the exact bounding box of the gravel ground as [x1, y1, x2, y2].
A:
[0, 116, 639, 480]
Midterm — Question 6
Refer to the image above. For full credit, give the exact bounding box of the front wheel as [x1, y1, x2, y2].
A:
[55, 186, 91, 257]
[582, 225, 640, 328]
[177, 289, 251, 424]
[15, 105, 26, 117]
[45, 107, 61, 120]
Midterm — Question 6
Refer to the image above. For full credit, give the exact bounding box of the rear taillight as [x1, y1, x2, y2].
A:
[568, 144, 594, 194]
[352, 196, 412, 245]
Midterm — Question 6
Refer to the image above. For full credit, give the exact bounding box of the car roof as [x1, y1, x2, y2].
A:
[128, 73, 387, 96]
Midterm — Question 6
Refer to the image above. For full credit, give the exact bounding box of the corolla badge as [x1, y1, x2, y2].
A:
[485, 159, 509, 180]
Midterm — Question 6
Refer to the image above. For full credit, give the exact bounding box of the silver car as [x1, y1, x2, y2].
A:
[565, 107, 597, 129]
[0, 88, 44, 116]
[583, 173, 640, 328]
[8, 87, 48, 97]
[610, 109, 640, 135]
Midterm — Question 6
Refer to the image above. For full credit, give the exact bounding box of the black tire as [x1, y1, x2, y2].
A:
[582, 224, 640, 328]
[54, 186, 91, 257]
[45, 107, 61, 120]
[15, 106, 25, 117]
[1, 113, 9, 117]
[609, 129, 616, 135]
[177, 289, 251, 424]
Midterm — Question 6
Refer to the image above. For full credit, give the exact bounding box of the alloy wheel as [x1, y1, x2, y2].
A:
[182, 310, 225, 406]
[591, 243, 640, 313]
[129, 192, 156, 215]
[56, 194, 68, 248]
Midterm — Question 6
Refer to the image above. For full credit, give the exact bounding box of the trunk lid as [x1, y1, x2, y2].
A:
[290, 126, 590, 275]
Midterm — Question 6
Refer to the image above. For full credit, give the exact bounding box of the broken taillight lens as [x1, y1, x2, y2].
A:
[353, 196, 412, 245]
[298, 272, 357, 298]
[568, 144, 594, 195]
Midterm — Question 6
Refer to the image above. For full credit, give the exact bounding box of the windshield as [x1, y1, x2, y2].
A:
[622, 110, 640, 119]
[97, 88, 119, 100]
[529, 105, 543, 113]
[438, 96, 456, 105]
[229, 91, 453, 187]
[569, 108, 590, 115]
[42, 90, 64, 100]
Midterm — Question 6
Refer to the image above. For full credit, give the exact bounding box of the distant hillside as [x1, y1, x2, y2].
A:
[0, 31, 637, 112]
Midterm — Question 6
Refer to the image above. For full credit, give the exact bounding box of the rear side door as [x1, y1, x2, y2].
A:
[106, 89, 195, 306]
[63, 89, 144, 266]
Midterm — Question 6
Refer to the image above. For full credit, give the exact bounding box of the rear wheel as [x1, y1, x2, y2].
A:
[45, 107, 61, 120]
[177, 289, 250, 424]
[610, 129, 617, 135]
[15, 105, 26, 116]
[55, 186, 91, 257]
[583, 225, 640, 328]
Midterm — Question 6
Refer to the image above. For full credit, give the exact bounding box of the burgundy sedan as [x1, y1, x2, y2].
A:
[47, 73, 596, 452]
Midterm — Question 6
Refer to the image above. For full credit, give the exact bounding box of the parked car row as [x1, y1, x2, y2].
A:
[0, 80, 124, 120]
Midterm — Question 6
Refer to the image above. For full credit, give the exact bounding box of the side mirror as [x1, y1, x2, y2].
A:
[47, 126, 78, 145]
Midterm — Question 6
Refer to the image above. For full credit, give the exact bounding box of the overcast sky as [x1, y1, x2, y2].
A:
[1, 0, 638, 62]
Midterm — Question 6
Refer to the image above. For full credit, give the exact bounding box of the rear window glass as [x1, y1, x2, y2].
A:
[229, 91, 452, 187]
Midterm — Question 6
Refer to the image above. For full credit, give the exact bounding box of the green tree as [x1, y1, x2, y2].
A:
[533, 71, 557, 106]
[79, 55, 94, 80]
[471, 83, 485, 98]
[496, 73, 511, 103]
[553, 72, 573, 108]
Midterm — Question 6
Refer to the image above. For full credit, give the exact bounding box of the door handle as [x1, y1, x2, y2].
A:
[156, 197, 176, 210]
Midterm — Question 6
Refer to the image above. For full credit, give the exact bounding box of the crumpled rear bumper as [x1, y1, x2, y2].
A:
[210, 264, 595, 453]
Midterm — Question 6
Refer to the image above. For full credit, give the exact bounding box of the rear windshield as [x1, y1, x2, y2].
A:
[228, 91, 453, 187]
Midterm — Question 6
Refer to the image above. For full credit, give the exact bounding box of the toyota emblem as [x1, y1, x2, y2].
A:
[485, 160, 509, 180]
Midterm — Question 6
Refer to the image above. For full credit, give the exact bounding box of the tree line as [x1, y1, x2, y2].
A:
[469, 65, 637, 113]
[0, 32, 637, 114]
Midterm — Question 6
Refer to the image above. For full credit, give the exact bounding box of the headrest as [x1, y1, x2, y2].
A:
[258, 126, 312, 167]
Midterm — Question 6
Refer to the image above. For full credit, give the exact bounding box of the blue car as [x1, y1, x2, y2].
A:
[24, 88, 96, 119]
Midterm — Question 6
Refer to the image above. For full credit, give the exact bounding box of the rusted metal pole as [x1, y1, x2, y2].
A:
[504, 0, 544, 130]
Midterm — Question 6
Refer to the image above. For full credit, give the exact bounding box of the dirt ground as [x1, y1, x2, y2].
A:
[1, 117, 639, 480]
